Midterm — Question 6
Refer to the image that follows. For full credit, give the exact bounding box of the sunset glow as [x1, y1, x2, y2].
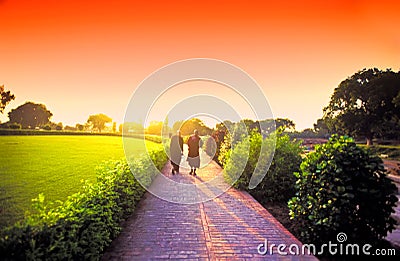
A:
[1, 0, 399, 129]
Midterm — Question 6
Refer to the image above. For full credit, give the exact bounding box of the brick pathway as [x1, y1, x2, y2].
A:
[102, 152, 316, 260]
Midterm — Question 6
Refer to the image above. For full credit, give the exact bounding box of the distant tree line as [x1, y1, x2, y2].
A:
[0, 89, 116, 133]
[2, 67, 399, 142]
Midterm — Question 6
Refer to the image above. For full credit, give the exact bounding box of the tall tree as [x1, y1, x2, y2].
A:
[145, 121, 163, 135]
[112, 122, 117, 133]
[87, 113, 112, 132]
[1, 85, 15, 113]
[172, 120, 185, 133]
[323, 68, 400, 145]
[180, 118, 212, 136]
[8, 102, 52, 128]
[313, 118, 330, 137]
[76, 123, 84, 131]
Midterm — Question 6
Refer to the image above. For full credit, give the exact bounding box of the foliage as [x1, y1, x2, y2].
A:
[171, 120, 184, 133]
[7, 122, 22, 129]
[64, 125, 77, 131]
[145, 121, 163, 135]
[55, 122, 63, 131]
[8, 102, 53, 129]
[179, 118, 212, 136]
[313, 118, 330, 137]
[87, 113, 112, 133]
[224, 129, 303, 202]
[0, 85, 15, 113]
[0, 147, 167, 260]
[112, 122, 117, 133]
[42, 124, 52, 130]
[274, 118, 295, 132]
[214, 118, 296, 166]
[323, 68, 400, 145]
[205, 129, 227, 160]
[76, 123, 84, 131]
[288, 135, 398, 246]
[252, 132, 303, 203]
[217, 131, 232, 167]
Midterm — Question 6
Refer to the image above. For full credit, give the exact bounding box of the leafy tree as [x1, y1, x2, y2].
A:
[0, 85, 15, 113]
[8, 122, 21, 129]
[64, 125, 77, 131]
[75, 124, 84, 131]
[313, 118, 330, 137]
[8, 102, 53, 128]
[180, 118, 212, 136]
[172, 120, 184, 133]
[145, 121, 163, 135]
[55, 122, 63, 131]
[162, 117, 170, 136]
[323, 68, 400, 145]
[42, 124, 51, 131]
[215, 120, 235, 132]
[87, 113, 112, 132]
[275, 118, 295, 131]
[112, 122, 117, 133]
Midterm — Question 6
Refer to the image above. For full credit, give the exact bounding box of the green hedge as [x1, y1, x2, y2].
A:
[0, 147, 167, 260]
[0, 129, 123, 136]
[0, 129, 163, 144]
[223, 129, 303, 202]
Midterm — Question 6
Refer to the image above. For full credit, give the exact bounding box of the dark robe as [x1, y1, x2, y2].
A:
[169, 134, 183, 171]
[187, 134, 202, 168]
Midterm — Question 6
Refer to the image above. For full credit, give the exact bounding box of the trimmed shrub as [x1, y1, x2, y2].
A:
[288, 135, 398, 245]
[0, 147, 168, 260]
[224, 129, 303, 202]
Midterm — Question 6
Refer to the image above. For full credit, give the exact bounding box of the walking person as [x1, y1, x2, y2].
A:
[187, 129, 203, 176]
[169, 130, 183, 175]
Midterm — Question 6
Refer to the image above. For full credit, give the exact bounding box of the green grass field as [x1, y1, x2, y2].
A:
[0, 135, 160, 228]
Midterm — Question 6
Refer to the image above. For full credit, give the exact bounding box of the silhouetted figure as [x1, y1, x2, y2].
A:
[169, 130, 183, 174]
[187, 129, 202, 176]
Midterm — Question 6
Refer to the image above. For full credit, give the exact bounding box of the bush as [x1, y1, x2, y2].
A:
[288, 135, 398, 246]
[0, 147, 167, 260]
[8, 122, 21, 129]
[218, 132, 232, 167]
[205, 129, 228, 162]
[224, 129, 303, 202]
[42, 124, 51, 131]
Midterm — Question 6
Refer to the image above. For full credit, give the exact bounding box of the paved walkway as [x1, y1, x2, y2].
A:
[385, 176, 400, 249]
[103, 153, 316, 260]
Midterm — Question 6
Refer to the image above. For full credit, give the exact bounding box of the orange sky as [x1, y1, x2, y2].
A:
[1, 0, 399, 130]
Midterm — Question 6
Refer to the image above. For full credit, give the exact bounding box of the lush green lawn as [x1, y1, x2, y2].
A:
[0, 135, 160, 228]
